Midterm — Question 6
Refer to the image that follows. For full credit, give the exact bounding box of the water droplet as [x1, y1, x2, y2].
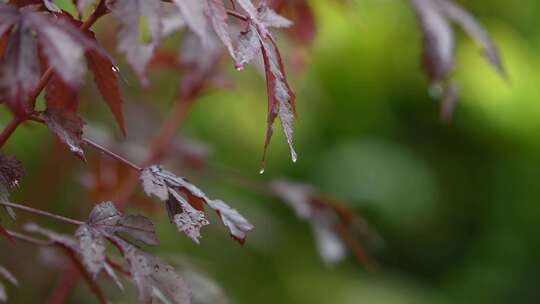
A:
[235, 65, 244, 71]
[112, 66, 120, 73]
[259, 168, 265, 175]
[291, 152, 298, 163]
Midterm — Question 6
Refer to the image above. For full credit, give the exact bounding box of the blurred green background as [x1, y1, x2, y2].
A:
[3, 0, 540, 303]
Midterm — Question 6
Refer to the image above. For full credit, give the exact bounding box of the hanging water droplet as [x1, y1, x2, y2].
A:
[259, 167, 265, 175]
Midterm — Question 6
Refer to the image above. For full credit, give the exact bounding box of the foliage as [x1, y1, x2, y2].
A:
[0, 0, 505, 303]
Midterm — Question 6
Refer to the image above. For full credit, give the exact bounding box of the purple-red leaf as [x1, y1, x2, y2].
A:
[114, 237, 192, 304]
[410, 0, 505, 120]
[0, 18, 39, 115]
[205, 0, 236, 63]
[206, 199, 253, 244]
[24, 223, 108, 304]
[0, 4, 108, 115]
[87, 201, 159, 246]
[86, 46, 126, 135]
[41, 109, 86, 160]
[140, 165, 253, 244]
[107, 0, 162, 86]
[173, 0, 209, 45]
[0, 154, 24, 219]
[234, 6, 296, 168]
[411, 0, 455, 82]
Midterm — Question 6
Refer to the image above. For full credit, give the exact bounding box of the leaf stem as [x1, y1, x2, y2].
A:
[0, 117, 22, 149]
[82, 137, 142, 172]
[5, 229, 53, 246]
[0, 201, 84, 226]
[227, 10, 248, 22]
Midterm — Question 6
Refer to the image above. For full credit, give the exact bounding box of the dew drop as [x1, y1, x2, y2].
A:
[259, 168, 265, 175]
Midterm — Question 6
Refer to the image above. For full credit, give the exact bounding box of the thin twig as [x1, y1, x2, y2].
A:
[0, 201, 84, 226]
[5, 229, 53, 246]
[0, 117, 23, 149]
[227, 10, 248, 21]
[82, 137, 142, 172]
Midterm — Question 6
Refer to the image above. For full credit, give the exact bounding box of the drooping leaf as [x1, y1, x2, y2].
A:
[436, 0, 505, 75]
[259, 35, 297, 166]
[114, 237, 191, 304]
[234, 5, 296, 168]
[411, 0, 455, 82]
[409, 0, 505, 120]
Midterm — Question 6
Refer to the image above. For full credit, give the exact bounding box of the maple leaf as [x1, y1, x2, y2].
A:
[140, 165, 253, 243]
[114, 237, 192, 304]
[0, 154, 24, 220]
[24, 223, 108, 304]
[271, 179, 379, 266]
[173, 0, 209, 45]
[0, 4, 105, 115]
[0, 265, 18, 303]
[206, 199, 253, 244]
[76, 201, 158, 278]
[41, 108, 86, 160]
[178, 31, 224, 100]
[205, 0, 236, 63]
[86, 45, 127, 135]
[41, 11, 127, 135]
[410, 0, 504, 119]
[107, 0, 163, 86]
[0, 10, 39, 114]
[235, 7, 296, 169]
